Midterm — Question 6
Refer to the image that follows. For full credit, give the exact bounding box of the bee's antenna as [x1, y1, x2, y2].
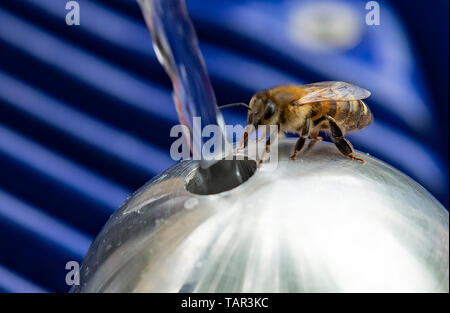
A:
[218, 103, 251, 111]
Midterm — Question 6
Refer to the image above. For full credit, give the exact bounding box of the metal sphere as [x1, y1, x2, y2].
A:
[72, 139, 449, 292]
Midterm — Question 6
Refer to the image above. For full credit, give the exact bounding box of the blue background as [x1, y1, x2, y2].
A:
[0, 0, 448, 292]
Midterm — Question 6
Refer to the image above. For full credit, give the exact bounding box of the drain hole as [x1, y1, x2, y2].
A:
[186, 158, 257, 195]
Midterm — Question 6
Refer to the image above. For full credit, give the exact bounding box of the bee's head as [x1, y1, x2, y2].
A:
[247, 91, 277, 127]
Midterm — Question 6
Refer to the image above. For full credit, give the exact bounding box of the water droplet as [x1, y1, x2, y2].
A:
[184, 198, 199, 210]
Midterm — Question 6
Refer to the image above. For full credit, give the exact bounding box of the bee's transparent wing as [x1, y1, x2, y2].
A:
[296, 81, 371, 105]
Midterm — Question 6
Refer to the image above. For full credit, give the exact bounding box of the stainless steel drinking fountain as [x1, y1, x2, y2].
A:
[72, 140, 449, 292]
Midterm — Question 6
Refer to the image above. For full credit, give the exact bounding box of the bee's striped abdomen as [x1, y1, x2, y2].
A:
[311, 100, 372, 131]
[337, 100, 372, 131]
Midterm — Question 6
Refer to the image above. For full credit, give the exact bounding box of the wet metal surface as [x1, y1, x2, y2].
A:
[73, 139, 449, 292]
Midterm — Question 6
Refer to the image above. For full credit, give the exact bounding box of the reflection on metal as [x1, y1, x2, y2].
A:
[73, 140, 448, 292]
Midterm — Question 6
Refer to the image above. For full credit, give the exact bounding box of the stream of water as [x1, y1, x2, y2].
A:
[138, 0, 228, 165]
[138, 0, 250, 191]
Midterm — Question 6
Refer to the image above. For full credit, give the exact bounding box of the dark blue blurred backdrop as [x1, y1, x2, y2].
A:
[0, 0, 448, 292]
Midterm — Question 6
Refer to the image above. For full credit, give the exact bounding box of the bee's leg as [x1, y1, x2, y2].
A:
[305, 117, 326, 151]
[238, 124, 255, 150]
[311, 132, 323, 141]
[290, 118, 310, 160]
[325, 115, 364, 163]
[259, 125, 280, 165]
[237, 130, 248, 150]
[264, 125, 281, 152]
[256, 125, 269, 142]
[239, 131, 247, 150]
[306, 130, 323, 151]
[290, 137, 306, 160]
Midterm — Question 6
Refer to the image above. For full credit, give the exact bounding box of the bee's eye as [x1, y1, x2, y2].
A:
[264, 100, 276, 119]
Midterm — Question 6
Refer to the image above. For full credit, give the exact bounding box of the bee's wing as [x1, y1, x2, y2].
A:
[296, 81, 371, 105]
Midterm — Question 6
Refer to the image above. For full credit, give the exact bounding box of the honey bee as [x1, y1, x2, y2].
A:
[234, 81, 373, 163]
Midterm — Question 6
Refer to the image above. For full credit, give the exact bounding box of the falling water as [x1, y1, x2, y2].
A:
[137, 0, 227, 164]
[138, 0, 251, 192]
